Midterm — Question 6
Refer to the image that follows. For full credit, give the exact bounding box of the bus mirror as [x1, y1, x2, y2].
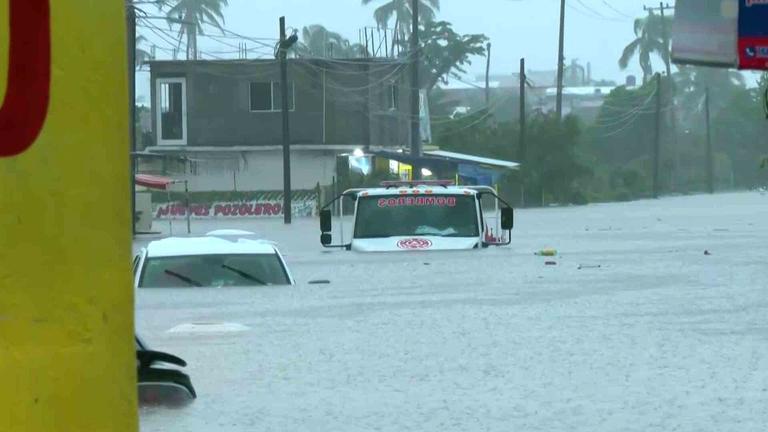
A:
[501, 208, 514, 230]
[320, 209, 332, 232]
[320, 233, 332, 246]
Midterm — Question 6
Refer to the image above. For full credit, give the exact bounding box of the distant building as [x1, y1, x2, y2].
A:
[144, 58, 413, 191]
[438, 60, 628, 123]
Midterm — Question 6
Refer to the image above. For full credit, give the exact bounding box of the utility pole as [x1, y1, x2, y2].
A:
[705, 86, 714, 194]
[279, 17, 292, 224]
[653, 73, 662, 199]
[485, 43, 492, 106]
[519, 58, 527, 207]
[555, 0, 566, 120]
[364, 63, 371, 151]
[127, 3, 137, 235]
[410, 0, 422, 179]
[645, 2, 678, 191]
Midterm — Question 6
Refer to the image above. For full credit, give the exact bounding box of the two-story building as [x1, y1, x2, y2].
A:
[145, 58, 413, 191]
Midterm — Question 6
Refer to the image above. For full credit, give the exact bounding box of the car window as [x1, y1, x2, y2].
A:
[354, 195, 479, 238]
[132, 254, 141, 276]
[138, 254, 290, 288]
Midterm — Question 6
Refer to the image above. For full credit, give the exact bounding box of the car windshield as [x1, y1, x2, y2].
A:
[354, 195, 480, 239]
[139, 254, 290, 287]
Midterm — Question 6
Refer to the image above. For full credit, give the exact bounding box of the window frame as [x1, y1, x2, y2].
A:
[155, 77, 188, 146]
[249, 81, 296, 112]
[387, 82, 399, 111]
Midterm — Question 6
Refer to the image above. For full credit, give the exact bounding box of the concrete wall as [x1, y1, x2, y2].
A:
[149, 59, 412, 148]
[169, 149, 339, 192]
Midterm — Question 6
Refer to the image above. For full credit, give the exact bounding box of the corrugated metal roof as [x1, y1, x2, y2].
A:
[425, 150, 520, 170]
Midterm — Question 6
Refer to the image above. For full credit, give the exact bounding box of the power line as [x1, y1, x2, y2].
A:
[137, 20, 184, 53]
[288, 60, 410, 95]
[566, 0, 629, 22]
[600, 0, 635, 19]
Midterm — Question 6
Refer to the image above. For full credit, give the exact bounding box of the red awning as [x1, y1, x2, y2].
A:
[135, 174, 175, 190]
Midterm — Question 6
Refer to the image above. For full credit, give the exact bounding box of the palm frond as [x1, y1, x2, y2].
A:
[373, 2, 398, 27]
[619, 38, 641, 69]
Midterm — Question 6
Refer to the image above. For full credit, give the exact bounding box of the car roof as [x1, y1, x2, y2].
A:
[146, 236, 278, 257]
[355, 187, 478, 197]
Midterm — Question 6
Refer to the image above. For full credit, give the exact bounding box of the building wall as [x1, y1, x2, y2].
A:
[167, 149, 339, 192]
[150, 59, 411, 149]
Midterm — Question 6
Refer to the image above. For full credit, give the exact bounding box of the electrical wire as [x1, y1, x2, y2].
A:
[598, 88, 658, 112]
[600, 0, 635, 19]
[289, 61, 410, 94]
[293, 57, 416, 82]
[594, 115, 644, 137]
[574, 0, 629, 21]
[139, 18, 272, 61]
[594, 107, 674, 137]
[137, 21, 185, 52]
[566, 0, 628, 22]
[198, 20, 279, 49]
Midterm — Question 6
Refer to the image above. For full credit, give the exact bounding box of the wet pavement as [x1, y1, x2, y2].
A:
[136, 192, 768, 432]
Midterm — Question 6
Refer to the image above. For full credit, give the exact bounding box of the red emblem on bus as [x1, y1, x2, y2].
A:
[397, 238, 433, 250]
[0, 0, 51, 157]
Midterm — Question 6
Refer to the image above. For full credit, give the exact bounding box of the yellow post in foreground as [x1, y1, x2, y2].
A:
[0, 0, 137, 430]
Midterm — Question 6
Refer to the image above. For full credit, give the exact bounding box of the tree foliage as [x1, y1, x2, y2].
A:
[674, 66, 746, 126]
[361, 0, 440, 34]
[163, 0, 228, 58]
[431, 110, 591, 205]
[618, 12, 671, 83]
[711, 86, 768, 188]
[414, 21, 488, 90]
[586, 81, 659, 166]
[295, 25, 366, 58]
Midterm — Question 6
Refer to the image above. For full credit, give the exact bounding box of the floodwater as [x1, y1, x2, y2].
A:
[136, 192, 768, 432]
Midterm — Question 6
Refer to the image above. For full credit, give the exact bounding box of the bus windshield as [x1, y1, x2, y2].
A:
[354, 195, 480, 239]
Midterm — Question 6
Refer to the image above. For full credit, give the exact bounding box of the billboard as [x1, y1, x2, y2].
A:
[738, 0, 768, 70]
[671, 0, 739, 68]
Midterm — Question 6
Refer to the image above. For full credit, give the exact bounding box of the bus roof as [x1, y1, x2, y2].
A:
[350, 186, 480, 198]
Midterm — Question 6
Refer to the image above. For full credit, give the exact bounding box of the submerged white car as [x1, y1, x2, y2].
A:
[133, 231, 294, 288]
[319, 180, 514, 252]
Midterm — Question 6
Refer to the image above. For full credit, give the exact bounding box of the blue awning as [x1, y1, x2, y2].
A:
[458, 163, 503, 186]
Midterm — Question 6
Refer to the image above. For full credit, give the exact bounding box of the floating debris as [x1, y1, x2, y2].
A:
[536, 248, 558, 257]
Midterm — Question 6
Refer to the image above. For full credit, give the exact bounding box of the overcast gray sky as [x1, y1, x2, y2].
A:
[136, 0, 669, 102]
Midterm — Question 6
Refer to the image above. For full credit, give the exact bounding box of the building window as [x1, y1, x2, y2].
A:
[387, 83, 399, 110]
[156, 77, 187, 145]
[250, 81, 295, 112]
[249, 82, 271, 111]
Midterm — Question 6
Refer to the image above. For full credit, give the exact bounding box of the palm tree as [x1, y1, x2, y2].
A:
[618, 12, 671, 84]
[297, 25, 352, 58]
[361, 0, 440, 49]
[164, 0, 229, 60]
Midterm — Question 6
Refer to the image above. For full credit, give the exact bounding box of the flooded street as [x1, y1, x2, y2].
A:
[137, 192, 768, 432]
